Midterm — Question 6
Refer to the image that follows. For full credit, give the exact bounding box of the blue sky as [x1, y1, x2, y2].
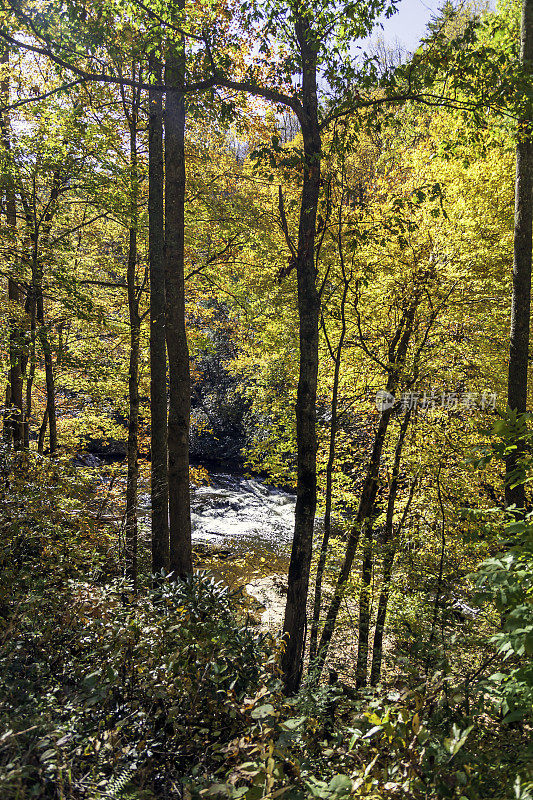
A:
[370, 0, 444, 52]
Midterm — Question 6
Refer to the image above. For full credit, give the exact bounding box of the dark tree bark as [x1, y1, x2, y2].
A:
[19, 191, 57, 455]
[35, 274, 57, 453]
[309, 229, 350, 663]
[6, 277, 24, 449]
[314, 406, 393, 678]
[149, 61, 170, 576]
[123, 78, 141, 588]
[30, 212, 57, 454]
[37, 407, 48, 455]
[165, 39, 192, 578]
[25, 168, 65, 455]
[280, 16, 322, 695]
[506, 0, 533, 509]
[368, 409, 413, 686]
[315, 296, 420, 679]
[1, 46, 24, 449]
[23, 294, 36, 450]
[355, 522, 374, 688]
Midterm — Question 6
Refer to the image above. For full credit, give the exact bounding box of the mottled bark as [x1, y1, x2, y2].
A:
[149, 62, 170, 575]
[506, 0, 533, 509]
[280, 16, 321, 695]
[165, 38, 192, 578]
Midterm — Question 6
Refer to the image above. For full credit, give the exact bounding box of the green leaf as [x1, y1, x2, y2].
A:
[280, 716, 306, 730]
[250, 703, 274, 719]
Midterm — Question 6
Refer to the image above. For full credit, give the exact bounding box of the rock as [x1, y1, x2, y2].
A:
[72, 452, 104, 468]
[245, 575, 287, 629]
[85, 437, 127, 461]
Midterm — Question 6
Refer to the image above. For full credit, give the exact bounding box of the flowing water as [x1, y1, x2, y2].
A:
[138, 473, 296, 625]
[190, 472, 295, 555]
[189, 473, 296, 625]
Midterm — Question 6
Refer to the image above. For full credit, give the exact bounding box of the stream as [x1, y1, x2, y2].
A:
[190, 472, 295, 555]
[138, 473, 296, 626]
[138, 472, 296, 570]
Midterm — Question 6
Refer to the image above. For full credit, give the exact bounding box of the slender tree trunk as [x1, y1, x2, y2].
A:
[23, 296, 36, 450]
[309, 278, 349, 663]
[165, 39, 192, 578]
[315, 300, 419, 679]
[37, 407, 48, 454]
[281, 18, 322, 694]
[34, 254, 57, 453]
[429, 467, 446, 646]
[506, 0, 533, 509]
[369, 409, 413, 686]
[28, 171, 62, 456]
[314, 406, 392, 676]
[355, 522, 374, 688]
[125, 111, 140, 588]
[7, 278, 23, 448]
[149, 61, 170, 575]
[370, 549, 395, 686]
[1, 46, 23, 448]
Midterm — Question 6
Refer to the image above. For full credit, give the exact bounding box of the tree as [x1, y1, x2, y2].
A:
[205, 0, 398, 693]
[0, 46, 23, 449]
[506, 0, 533, 510]
[165, 26, 193, 578]
[121, 61, 145, 587]
[148, 58, 170, 576]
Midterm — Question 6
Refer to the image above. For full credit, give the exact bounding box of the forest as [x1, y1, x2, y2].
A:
[0, 0, 532, 797]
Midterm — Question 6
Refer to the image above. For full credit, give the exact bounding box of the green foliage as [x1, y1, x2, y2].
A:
[0, 445, 112, 608]
[471, 415, 533, 724]
[0, 565, 279, 799]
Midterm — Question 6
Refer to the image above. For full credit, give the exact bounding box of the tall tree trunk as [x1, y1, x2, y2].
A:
[165, 40, 192, 578]
[1, 46, 23, 448]
[6, 277, 24, 448]
[309, 275, 349, 663]
[34, 251, 57, 454]
[37, 407, 48, 454]
[506, 0, 533, 509]
[315, 299, 419, 679]
[369, 409, 413, 686]
[30, 170, 63, 456]
[149, 61, 170, 575]
[23, 295, 36, 450]
[125, 110, 140, 588]
[280, 17, 322, 695]
[314, 405, 394, 675]
[355, 522, 374, 688]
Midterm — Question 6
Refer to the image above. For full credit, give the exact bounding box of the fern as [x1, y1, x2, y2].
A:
[95, 764, 136, 799]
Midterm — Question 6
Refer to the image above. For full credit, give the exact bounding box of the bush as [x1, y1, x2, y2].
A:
[0, 572, 279, 799]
